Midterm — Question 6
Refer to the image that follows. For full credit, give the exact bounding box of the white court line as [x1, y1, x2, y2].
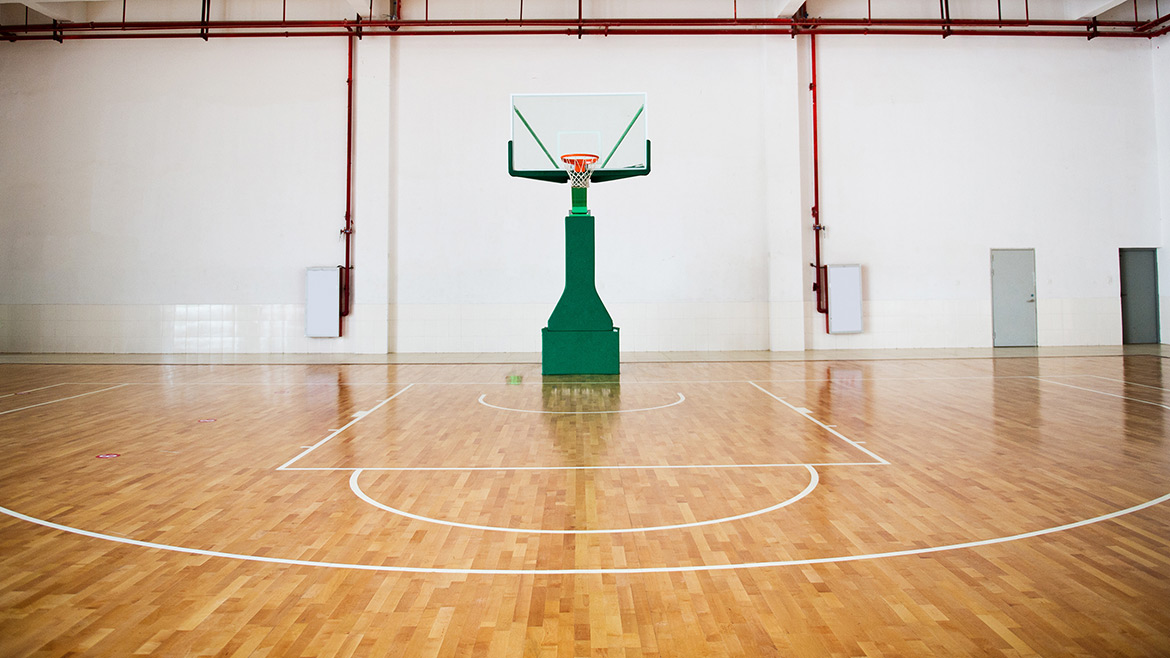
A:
[0, 384, 129, 416]
[2, 491, 1167, 575]
[276, 384, 414, 471]
[1089, 375, 1170, 393]
[755, 375, 1040, 383]
[3, 363, 1167, 574]
[477, 392, 684, 415]
[281, 462, 883, 472]
[349, 465, 819, 534]
[749, 381, 890, 465]
[1035, 378, 1170, 411]
[36, 374, 1141, 387]
[0, 383, 68, 399]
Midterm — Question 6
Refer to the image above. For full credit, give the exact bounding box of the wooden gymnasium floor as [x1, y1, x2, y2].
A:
[1, 352, 1169, 656]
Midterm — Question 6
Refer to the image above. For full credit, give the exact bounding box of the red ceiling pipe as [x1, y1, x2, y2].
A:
[6, 25, 1157, 41]
[1137, 12, 1170, 31]
[3, 29, 581, 40]
[3, 15, 1148, 35]
[340, 30, 355, 332]
[18, 17, 1146, 32]
[788, 27, 1150, 37]
[4, 25, 1155, 41]
[809, 33, 829, 332]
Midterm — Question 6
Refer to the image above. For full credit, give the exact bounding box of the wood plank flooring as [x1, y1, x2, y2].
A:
[1, 356, 1168, 656]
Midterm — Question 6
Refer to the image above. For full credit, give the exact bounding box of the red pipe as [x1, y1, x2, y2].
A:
[6, 17, 1146, 32]
[1138, 12, 1170, 31]
[6, 26, 1157, 41]
[1, 15, 1153, 38]
[809, 34, 829, 332]
[340, 32, 355, 332]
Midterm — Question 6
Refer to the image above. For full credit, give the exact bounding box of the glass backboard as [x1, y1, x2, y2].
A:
[509, 92, 650, 184]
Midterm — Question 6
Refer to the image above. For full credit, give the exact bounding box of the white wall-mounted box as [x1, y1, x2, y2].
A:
[306, 267, 341, 338]
[827, 264, 863, 334]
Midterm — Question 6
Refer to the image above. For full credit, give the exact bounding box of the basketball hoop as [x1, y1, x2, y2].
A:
[561, 153, 599, 188]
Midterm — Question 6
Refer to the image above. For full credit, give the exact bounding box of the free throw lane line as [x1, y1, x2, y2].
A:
[277, 384, 414, 471]
[748, 381, 889, 465]
[0, 384, 129, 416]
[349, 465, 818, 534]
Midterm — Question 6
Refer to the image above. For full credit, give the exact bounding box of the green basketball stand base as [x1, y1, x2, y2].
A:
[542, 327, 620, 375]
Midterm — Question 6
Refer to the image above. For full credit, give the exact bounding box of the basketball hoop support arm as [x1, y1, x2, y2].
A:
[507, 141, 652, 184]
[571, 186, 588, 214]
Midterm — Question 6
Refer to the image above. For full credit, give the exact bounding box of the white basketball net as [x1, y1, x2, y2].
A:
[567, 168, 594, 188]
[561, 155, 598, 188]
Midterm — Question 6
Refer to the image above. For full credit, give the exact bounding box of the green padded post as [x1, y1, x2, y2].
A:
[547, 213, 611, 331]
[571, 187, 588, 215]
[542, 208, 619, 375]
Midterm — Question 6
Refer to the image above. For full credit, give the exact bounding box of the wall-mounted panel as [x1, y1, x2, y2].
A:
[827, 264, 863, 334]
[306, 267, 341, 338]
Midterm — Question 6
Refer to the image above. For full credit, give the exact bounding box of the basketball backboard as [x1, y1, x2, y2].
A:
[509, 92, 650, 184]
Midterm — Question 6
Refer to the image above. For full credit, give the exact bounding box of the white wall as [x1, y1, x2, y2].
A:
[805, 36, 1161, 349]
[0, 25, 1165, 355]
[390, 35, 795, 352]
[0, 38, 390, 353]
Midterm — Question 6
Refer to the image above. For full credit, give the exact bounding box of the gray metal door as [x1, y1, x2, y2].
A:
[991, 249, 1038, 347]
[1120, 248, 1160, 344]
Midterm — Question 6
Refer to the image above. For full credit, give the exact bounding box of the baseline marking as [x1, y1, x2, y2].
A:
[0, 383, 68, 399]
[281, 462, 881, 472]
[478, 392, 684, 415]
[748, 381, 890, 465]
[1035, 378, 1170, 411]
[276, 384, 414, 471]
[2, 492, 1166, 575]
[1089, 375, 1170, 393]
[348, 465, 818, 534]
[0, 384, 129, 417]
[31, 374, 1145, 388]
